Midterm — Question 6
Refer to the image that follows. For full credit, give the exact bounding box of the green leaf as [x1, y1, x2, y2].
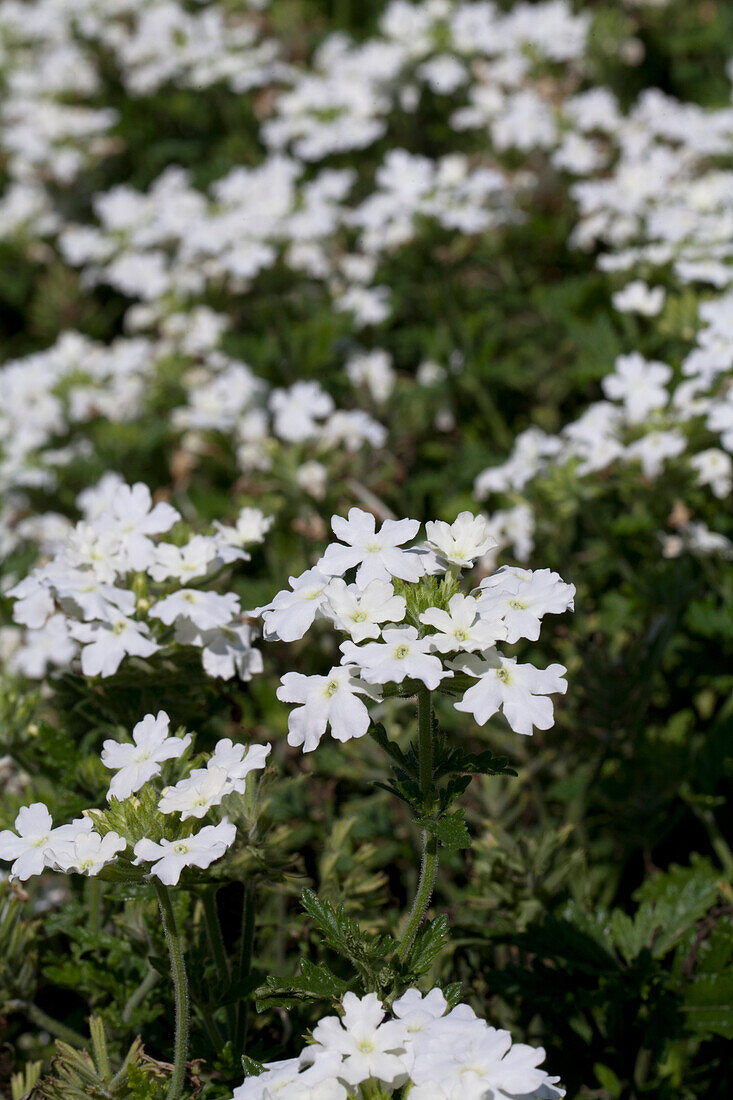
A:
[425, 811, 471, 850]
[405, 915, 450, 975]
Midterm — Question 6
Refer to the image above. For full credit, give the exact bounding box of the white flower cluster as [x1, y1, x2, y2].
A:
[6, 478, 270, 681]
[234, 988, 563, 1100]
[471, 72, 733, 559]
[0, 711, 270, 886]
[0, 0, 282, 184]
[258, 509, 573, 751]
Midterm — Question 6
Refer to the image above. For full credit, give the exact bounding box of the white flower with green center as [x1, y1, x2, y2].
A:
[277, 666, 379, 752]
[70, 614, 159, 677]
[150, 587, 240, 632]
[420, 593, 506, 653]
[324, 577, 407, 641]
[133, 818, 236, 885]
[158, 765, 231, 819]
[101, 710, 192, 801]
[257, 567, 331, 642]
[475, 566, 575, 644]
[453, 651, 567, 735]
[0, 803, 57, 881]
[340, 626, 449, 690]
[425, 511, 497, 569]
[310, 992, 409, 1087]
[207, 738, 271, 794]
[51, 829, 127, 875]
[317, 507, 422, 587]
[149, 535, 220, 582]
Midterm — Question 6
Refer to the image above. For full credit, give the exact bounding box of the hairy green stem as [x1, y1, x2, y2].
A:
[201, 888, 237, 1040]
[153, 880, 189, 1100]
[397, 689, 439, 962]
[234, 880, 256, 1055]
[86, 878, 103, 935]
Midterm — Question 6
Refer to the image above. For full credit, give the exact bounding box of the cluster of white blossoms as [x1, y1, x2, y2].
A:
[473, 77, 733, 560]
[0, 0, 281, 184]
[5, 478, 271, 681]
[0, 711, 270, 886]
[233, 988, 563, 1100]
[258, 509, 573, 751]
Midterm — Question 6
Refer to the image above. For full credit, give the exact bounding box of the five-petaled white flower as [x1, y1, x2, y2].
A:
[277, 667, 379, 752]
[101, 711, 192, 801]
[0, 804, 91, 881]
[257, 567, 330, 642]
[133, 818, 236, 885]
[318, 508, 422, 587]
[70, 615, 159, 677]
[341, 626, 450, 690]
[310, 992, 409, 1087]
[453, 651, 567, 735]
[425, 511, 497, 568]
[51, 829, 127, 875]
[475, 566, 575, 643]
[420, 593, 505, 653]
[324, 578, 406, 641]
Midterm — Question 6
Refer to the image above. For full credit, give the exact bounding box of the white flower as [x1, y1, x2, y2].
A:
[425, 512, 497, 568]
[345, 349, 396, 402]
[213, 508, 273, 552]
[149, 535, 220, 582]
[409, 1026, 554, 1100]
[133, 818, 236, 885]
[9, 614, 78, 678]
[196, 623, 263, 681]
[453, 652, 567, 735]
[324, 578, 406, 641]
[318, 508, 422, 587]
[0, 803, 60, 881]
[257, 567, 330, 642]
[310, 992, 408, 1087]
[690, 448, 732, 497]
[277, 666, 379, 752]
[96, 482, 180, 570]
[475, 567, 576, 643]
[625, 429, 686, 477]
[50, 829, 127, 875]
[150, 589, 241, 631]
[101, 711, 192, 801]
[207, 739, 271, 793]
[341, 626, 450, 690]
[602, 353, 671, 423]
[70, 615, 159, 677]
[419, 594, 505, 653]
[612, 280, 665, 316]
[158, 765, 231, 819]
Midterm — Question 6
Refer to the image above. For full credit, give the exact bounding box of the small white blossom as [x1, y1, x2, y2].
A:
[341, 626, 450, 690]
[133, 818, 236, 885]
[453, 651, 567, 735]
[277, 667, 379, 752]
[318, 508, 422, 587]
[101, 711, 191, 801]
[425, 511, 497, 568]
[324, 578, 406, 641]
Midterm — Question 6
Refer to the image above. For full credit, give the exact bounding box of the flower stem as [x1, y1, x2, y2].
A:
[153, 880, 189, 1100]
[397, 689, 439, 962]
[201, 888, 237, 1041]
[234, 880, 256, 1055]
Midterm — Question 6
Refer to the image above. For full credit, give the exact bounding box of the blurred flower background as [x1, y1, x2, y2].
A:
[1, 0, 733, 1097]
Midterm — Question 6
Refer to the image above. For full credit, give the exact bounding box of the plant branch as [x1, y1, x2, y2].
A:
[153, 880, 190, 1100]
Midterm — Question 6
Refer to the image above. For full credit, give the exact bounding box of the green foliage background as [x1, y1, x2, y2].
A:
[1, 1, 733, 1098]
